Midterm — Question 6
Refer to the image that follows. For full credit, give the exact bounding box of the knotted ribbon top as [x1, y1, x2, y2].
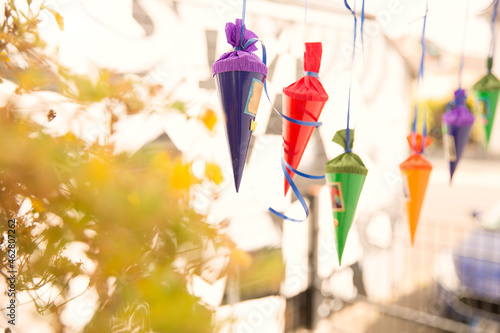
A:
[325, 129, 367, 175]
[407, 133, 432, 155]
[442, 89, 475, 126]
[283, 42, 329, 102]
[212, 19, 268, 76]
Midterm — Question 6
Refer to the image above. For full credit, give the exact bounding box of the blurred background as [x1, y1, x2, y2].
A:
[0, 0, 500, 332]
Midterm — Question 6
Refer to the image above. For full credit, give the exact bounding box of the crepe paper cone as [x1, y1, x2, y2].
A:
[441, 89, 475, 182]
[400, 154, 432, 245]
[325, 130, 367, 265]
[283, 42, 329, 196]
[212, 19, 267, 192]
[473, 73, 500, 147]
[214, 71, 265, 191]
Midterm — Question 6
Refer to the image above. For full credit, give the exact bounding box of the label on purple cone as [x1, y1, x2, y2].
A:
[244, 78, 264, 117]
[442, 125, 457, 162]
[443, 133, 457, 162]
[328, 182, 345, 212]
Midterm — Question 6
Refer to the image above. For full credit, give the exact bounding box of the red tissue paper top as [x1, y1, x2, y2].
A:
[406, 133, 432, 154]
[282, 42, 329, 102]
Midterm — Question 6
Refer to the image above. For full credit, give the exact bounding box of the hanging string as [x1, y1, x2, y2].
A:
[411, 0, 429, 153]
[304, 0, 308, 42]
[421, 108, 427, 153]
[344, 0, 358, 153]
[458, 0, 469, 88]
[240, 0, 247, 49]
[488, 0, 499, 73]
[361, 0, 366, 54]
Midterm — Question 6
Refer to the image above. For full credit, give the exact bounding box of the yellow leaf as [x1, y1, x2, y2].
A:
[46, 8, 64, 31]
[229, 248, 252, 270]
[204, 162, 223, 185]
[200, 108, 217, 132]
[171, 160, 194, 191]
[30, 198, 45, 212]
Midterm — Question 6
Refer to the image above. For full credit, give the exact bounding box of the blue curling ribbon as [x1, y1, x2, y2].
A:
[240, 0, 247, 49]
[458, 0, 469, 88]
[283, 158, 325, 180]
[489, 0, 499, 72]
[421, 109, 427, 153]
[305, 71, 319, 78]
[411, 1, 428, 153]
[268, 154, 325, 223]
[268, 156, 310, 222]
[361, 0, 365, 51]
[344, 0, 357, 153]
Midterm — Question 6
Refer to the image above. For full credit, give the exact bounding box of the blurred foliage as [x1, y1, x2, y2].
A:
[0, 1, 246, 332]
[237, 248, 284, 302]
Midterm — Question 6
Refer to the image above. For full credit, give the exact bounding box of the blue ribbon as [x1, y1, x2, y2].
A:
[305, 71, 319, 78]
[283, 158, 325, 180]
[361, 0, 365, 52]
[489, 0, 499, 72]
[421, 109, 427, 153]
[268, 154, 325, 223]
[458, 0, 469, 88]
[411, 1, 428, 153]
[344, 0, 358, 153]
[240, 0, 247, 49]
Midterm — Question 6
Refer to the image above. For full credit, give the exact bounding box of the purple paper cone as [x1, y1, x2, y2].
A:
[214, 70, 265, 192]
[442, 123, 472, 182]
[442, 89, 475, 182]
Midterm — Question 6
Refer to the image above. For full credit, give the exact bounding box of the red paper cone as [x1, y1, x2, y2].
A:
[282, 42, 328, 195]
[283, 97, 326, 195]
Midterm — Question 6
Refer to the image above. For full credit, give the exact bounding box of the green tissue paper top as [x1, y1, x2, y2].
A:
[324, 129, 368, 175]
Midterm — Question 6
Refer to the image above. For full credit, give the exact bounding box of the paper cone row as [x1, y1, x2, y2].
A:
[283, 42, 328, 195]
[473, 73, 500, 147]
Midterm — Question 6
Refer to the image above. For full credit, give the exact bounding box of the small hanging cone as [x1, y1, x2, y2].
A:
[473, 73, 500, 147]
[324, 130, 367, 265]
[283, 42, 329, 195]
[400, 153, 432, 245]
[441, 89, 475, 182]
[212, 19, 267, 192]
[400, 133, 432, 245]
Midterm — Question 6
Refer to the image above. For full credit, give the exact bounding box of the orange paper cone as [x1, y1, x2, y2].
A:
[400, 154, 432, 245]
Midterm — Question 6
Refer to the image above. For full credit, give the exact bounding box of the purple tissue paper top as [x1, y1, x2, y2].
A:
[212, 19, 268, 76]
[442, 89, 475, 126]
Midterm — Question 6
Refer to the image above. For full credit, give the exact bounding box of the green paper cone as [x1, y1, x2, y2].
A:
[325, 129, 368, 265]
[473, 73, 500, 147]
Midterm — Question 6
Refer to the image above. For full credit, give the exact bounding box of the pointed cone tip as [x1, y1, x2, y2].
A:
[233, 165, 242, 193]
